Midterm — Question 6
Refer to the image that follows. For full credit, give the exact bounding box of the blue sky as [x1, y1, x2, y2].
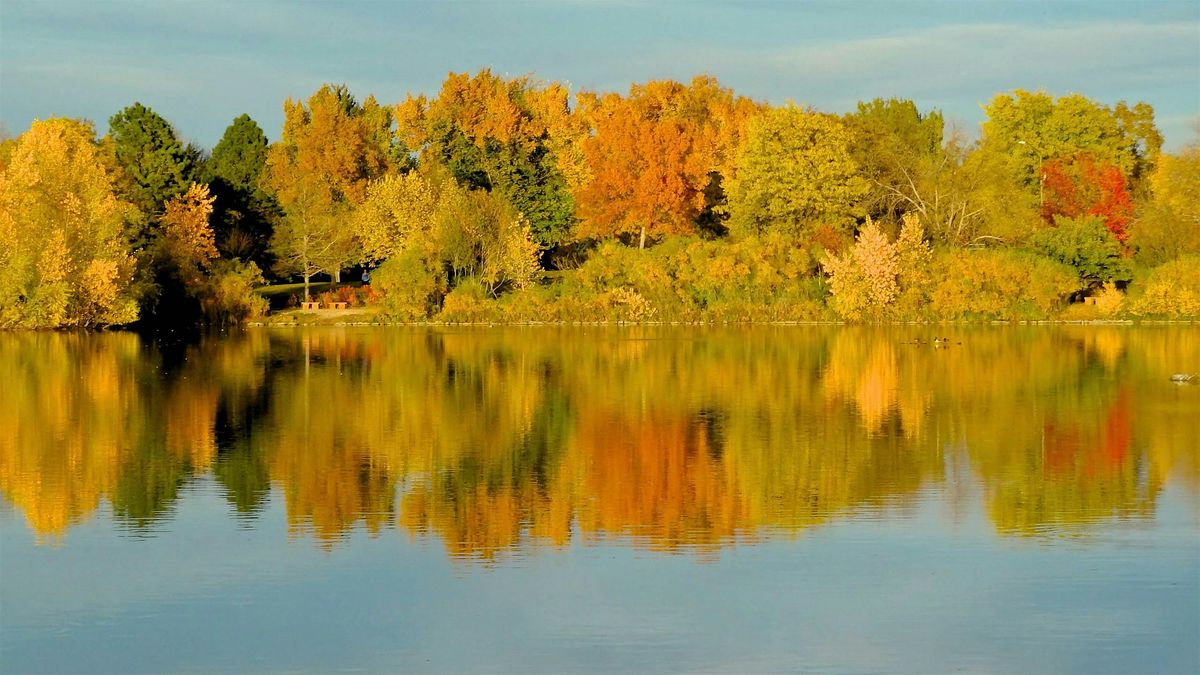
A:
[1, 0, 1197, 150]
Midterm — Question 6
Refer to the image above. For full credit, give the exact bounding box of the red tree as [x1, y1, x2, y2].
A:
[1041, 153, 1134, 243]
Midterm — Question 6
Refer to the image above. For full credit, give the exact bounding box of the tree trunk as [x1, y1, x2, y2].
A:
[303, 273, 311, 302]
[639, 224, 647, 250]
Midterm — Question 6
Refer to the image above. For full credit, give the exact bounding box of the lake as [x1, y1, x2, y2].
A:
[1, 326, 1197, 673]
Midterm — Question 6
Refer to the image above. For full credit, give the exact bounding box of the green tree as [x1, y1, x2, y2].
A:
[1031, 215, 1130, 289]
[845, 98, 944, 223]
[106, 102, 199, 218]
[205, 114, 277, 266]
[397, 70, 576, 250]
[0, 118, 139, 327]
[727, 105, 868, 239]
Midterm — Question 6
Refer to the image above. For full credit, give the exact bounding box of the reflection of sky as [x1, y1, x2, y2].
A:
[2, 478, 1197, 673]
[1, 1, 1197, 150]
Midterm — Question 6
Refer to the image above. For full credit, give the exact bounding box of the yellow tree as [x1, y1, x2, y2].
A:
[0, 118, 138, 328]
[354, 171, 439, 262]
[1132, 137, 1200, 265]
[266, 85, 395, 298]
[158, 183, 218, 288]
[726, 105, 868, 240]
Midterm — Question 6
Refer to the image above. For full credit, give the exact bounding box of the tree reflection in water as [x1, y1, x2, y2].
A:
[1, 326, 1196, 556]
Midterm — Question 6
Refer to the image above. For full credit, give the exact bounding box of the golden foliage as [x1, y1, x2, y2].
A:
[0, 118, 138, 327]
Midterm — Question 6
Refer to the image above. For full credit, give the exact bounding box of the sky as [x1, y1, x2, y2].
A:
[1, 0, 1197, 151]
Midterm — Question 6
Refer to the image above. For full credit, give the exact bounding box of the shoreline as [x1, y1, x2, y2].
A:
[245, 316, 1195, 328]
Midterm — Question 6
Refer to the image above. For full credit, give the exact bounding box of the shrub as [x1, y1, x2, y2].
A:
[928, 248, 1076, 320]
[199, 260, 268, 326]
[1030, 215, 1130, 287]
[823, 214, 931, 321]
[1126, 255, 1200, 318]
[439, 281, 501, 323]
[373, 251, 446, 320]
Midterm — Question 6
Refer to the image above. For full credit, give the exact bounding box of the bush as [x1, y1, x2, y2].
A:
[1126, 255, 1200, 318]
[373, 251, 446, 320]
[559, 233, 826, 321]
[438, 282, 501, 323]
[200, 260, 268, 326]
[928, 248, 1076, 320]
[1030, 215, 1130, 287]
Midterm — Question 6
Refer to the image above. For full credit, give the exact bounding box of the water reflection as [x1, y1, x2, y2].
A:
[1, 326, 1196, 555]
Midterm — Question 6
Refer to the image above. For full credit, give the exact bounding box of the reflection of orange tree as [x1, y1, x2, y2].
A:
[570, 409, 749, 552]
[4, 326, 1196, 550]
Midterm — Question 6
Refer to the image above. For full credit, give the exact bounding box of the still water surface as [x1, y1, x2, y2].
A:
[1, 326, 1197, 673]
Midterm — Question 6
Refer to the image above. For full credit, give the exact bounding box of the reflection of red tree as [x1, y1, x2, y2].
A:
[1041, 389, 1133, 478]
[1094, 389, 1132, 475]
[1041, 153, 1134, 243]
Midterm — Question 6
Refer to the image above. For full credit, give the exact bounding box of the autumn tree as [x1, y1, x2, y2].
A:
[726, 105, 868, 240]
[396, 70, 575, 250]
[1031, 214, 1130, 289]
[845, 98, 944, 223]
[980, 90, 1161, 199]
[822, 215, 930, 321]
[1132, 138, 1200, 265]
[573, 77, 754, 249]
[355, 171, 439, 262]
[266, 84, 396, 297]
[205, 114, 277, 266]
[141, 183, 220, 325]
[0, 118, 139, 328]
[1040, 153, 1134, 242]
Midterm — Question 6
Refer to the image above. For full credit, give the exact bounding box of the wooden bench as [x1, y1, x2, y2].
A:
[330, 302, 348, 310]
[301, 301, 321, 310]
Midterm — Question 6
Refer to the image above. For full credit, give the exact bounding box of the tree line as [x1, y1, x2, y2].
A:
[1, 71, 1197, 328]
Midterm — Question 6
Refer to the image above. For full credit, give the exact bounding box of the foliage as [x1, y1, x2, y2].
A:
[1125, 255, 1200, 318]
[481, 211, 542, 295]
[205, 114, 276, 266]
[727, 105, 868, 239]
[0, 81, 1184, 328]
[822, 215, 930, 321]
[1030, 215, 1130, 287]
[439, 282, 502, 323]
[397, 70, 575, 248]
[373, 250, 446, 320]
[573, 77, 754, 249]
[266, 84, 396, 295]
[1132, 141, 1200, 265]
[199, 259, 268, 325]
[0, 118, 138, 328]
[355, 170, 438, 262]
[928, 248, 1076, 320]
[844, 98, 944, 223]
[1041, 153, 1134, 242]
[981, 90, 1161, 195]
[106, 102, 198, 217]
